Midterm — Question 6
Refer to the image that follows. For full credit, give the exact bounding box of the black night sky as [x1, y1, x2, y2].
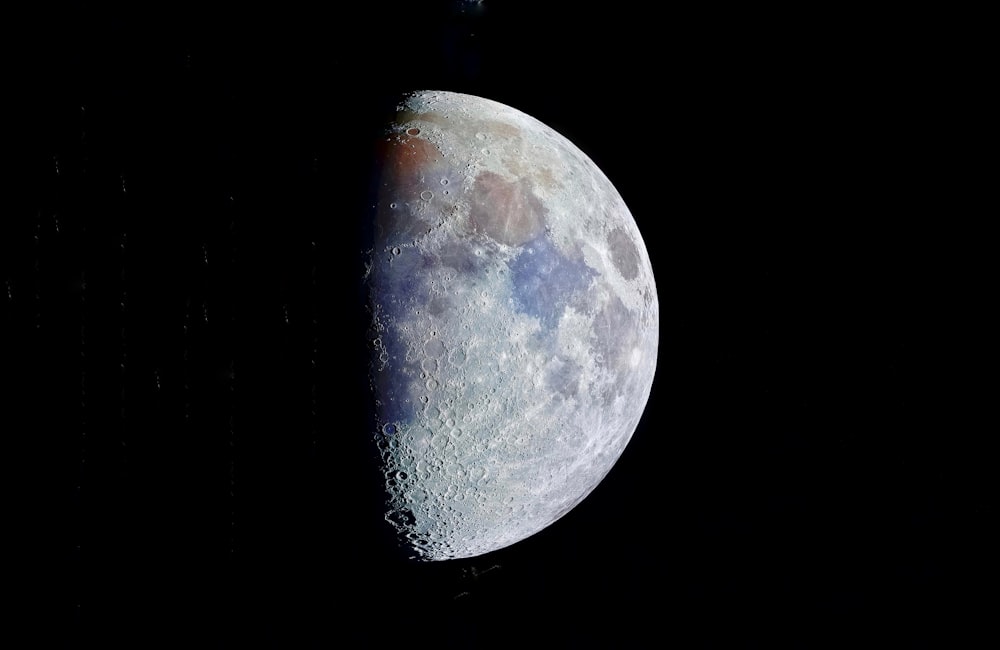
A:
[7, 2, 987, 647]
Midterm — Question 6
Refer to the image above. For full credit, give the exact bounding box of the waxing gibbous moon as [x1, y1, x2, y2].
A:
[366, 90, 658, 561]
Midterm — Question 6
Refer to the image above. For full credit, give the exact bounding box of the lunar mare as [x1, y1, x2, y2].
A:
[367, 91, 658, 560]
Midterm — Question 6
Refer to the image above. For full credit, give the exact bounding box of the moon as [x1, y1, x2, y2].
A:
[366, 90, 658, 561]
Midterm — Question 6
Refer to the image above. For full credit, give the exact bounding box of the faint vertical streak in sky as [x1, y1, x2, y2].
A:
[34, 210, 42, 329]
[120, 231, 128, 460]
[229, 198, 237, 555]
[79, 106, 88, 175]
[183, 299, 191, 423]
[74, 106, 86, 619]
[311, 240, 318, 453]
[78, 257, 87, 614]
[80, 267, 86, 446]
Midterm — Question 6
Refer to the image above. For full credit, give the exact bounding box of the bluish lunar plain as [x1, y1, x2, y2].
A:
[366, 91, 658, 560]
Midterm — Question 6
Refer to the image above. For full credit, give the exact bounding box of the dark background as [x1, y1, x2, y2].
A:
[6, 1, 988, 647]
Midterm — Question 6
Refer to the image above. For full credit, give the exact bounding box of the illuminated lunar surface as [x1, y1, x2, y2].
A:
[367, 90, 658, 560]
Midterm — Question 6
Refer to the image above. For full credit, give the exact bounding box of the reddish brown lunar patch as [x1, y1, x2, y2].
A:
[375, 135, 449, 241]
[469, 171, 546, 247]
